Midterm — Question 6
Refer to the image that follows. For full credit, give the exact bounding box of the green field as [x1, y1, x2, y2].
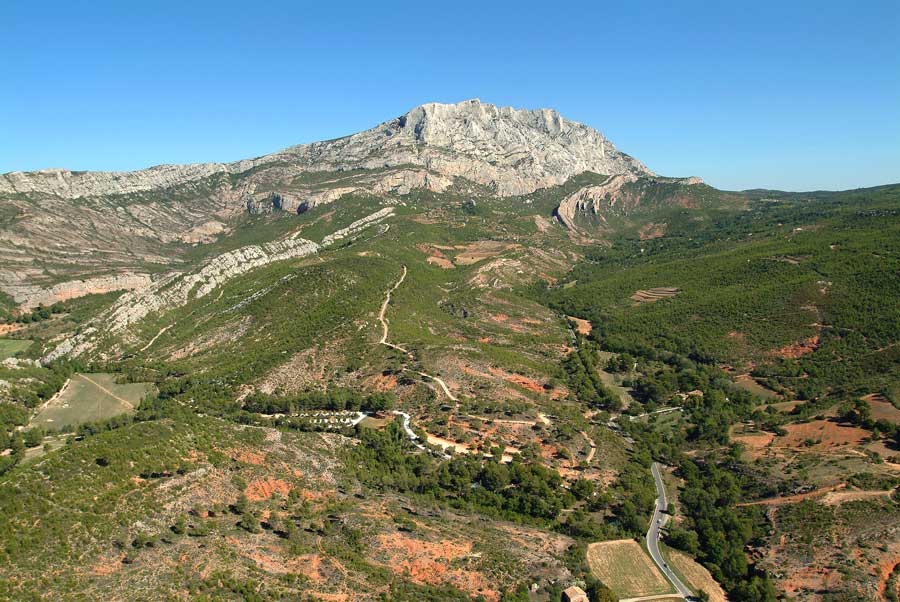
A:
[0, 339, 31, 360]
[30, 373, 152, 430]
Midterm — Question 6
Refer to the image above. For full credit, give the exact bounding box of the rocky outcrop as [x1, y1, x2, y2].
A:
[44, 207, 397, 361]
[321, 208, 394, 247]
[556, 175, 706, 232]
[556, 175, 640, 230]
[0, 163, 249, 199]
[43, 236, 320, 361]
[106, 236, 321, 333]
[7, 272, 153, 310]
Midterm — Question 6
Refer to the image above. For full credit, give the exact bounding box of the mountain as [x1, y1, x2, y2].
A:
[1, 100, 900, 602]
[0, 99, 683, 312]
[0, 99, 652, 200]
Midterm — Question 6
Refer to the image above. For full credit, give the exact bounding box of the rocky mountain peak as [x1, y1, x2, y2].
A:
[1, 99, 655, 199]
[400, 99, 570, 142]
[275, 98, 654, 195]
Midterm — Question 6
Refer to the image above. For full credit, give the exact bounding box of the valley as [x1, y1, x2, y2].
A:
[0, 100, 898, 602]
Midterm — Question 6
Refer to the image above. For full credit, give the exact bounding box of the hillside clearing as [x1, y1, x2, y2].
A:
[630, 287, 679, 304]
[0, 339, 31, 359]
[30, 373, 152, 429]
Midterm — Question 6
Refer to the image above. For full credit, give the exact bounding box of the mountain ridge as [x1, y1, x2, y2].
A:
[0, 99, 656, 199]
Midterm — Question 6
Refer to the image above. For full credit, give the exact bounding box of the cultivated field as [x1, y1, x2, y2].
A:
[452, 240, 518, 265]
[0, 338, 31, 359]
[586, 539, 674, 599]
[31, 373, 152, 429]
[863, 393, 900, 423]
[666, 548, 727, 602]
[732, 373, 780, 399]
[630, 287, 679, 304]
[777, 419, 869, 450]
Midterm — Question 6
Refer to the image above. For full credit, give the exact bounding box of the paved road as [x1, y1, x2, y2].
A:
[647, 462, 694, 599]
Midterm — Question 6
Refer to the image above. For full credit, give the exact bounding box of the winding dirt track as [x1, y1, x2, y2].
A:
[139, 324, 173, 352]
[378, 265, 409, 353]
[377, 266, 457, 402]
[581, 430, 597, 463]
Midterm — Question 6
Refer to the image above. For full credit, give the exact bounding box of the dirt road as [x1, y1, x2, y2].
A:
[377, 265, 457, 402]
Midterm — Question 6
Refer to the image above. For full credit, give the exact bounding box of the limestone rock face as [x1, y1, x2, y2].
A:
[1, 99, 651, 201]
[0, 164, 233, 199]
[8, 273, 153, 310]
[105, 236, 322, 333]
[556, 174, 640, 231]
[43, 236, 321, 361]
[275, 99, 654, 195]
[321, 208, 394, 247]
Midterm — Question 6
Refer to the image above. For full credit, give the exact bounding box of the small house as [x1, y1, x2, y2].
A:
[562, 585, 589, 602]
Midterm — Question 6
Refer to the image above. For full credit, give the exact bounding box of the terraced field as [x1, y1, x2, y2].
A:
[630, 287, 679, 304]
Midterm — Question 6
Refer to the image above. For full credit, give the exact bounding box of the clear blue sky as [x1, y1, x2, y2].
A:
[2, 1, 898, 191]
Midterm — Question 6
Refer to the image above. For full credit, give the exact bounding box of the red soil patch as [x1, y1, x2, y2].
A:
[244, 478, 291, 502]
[296, 488, 336, 507]
[88, 554, 125, 576]
[427, 256, 455, 269]
[376, 533, 498, 602]
[226, 447, 266, 466]
[225, 536, 324, 581]
[772, 335, 820, 359]
[477, 337, 492, 343]
[182, 449, 208, 463]
[879, 557, 900, 597]
[776, 419, 869, 450]
[732, 431, 775, 459]
[0, 323, 24, 335]
[488, 367, 544, 393]
[781, 565, 843, 595]
[672, 194, 698, 209]
[416, 243, 447, 258]
[567, 316, 592, 335]
[311, 594, 348, 602]
[366, 373, 398, 392]
[491, 313, 509, 322]
[454, 241, 519, 266]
